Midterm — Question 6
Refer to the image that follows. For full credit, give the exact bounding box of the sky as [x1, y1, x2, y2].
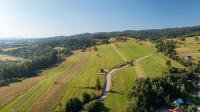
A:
[0, 0, 200, 38]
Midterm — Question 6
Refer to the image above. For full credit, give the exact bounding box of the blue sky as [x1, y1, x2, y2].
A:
[0, 0, 200, 38]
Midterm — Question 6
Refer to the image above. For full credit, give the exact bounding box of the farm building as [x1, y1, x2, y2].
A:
[172, 98, 184, 106]
[185, 55, 192, 60]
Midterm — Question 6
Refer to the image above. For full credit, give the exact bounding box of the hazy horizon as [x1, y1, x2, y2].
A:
[0, 0, 200, 38]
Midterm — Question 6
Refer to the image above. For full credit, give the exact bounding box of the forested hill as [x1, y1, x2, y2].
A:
[33, 25, 200, 46]
[38, 25, 200, 41]
[1, 25, 200, 50]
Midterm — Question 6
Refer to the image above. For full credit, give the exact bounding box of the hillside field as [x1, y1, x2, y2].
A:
[0, 39, 183, 112]
[175, 36, 200, 62]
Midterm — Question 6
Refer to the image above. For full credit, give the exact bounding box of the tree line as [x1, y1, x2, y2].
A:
[128, 65, 199, 112]
[155, 39, 193, 67]
[0, 46, 59, 84]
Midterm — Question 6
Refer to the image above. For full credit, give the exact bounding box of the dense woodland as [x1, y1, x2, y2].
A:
[0, 46, 59, 84]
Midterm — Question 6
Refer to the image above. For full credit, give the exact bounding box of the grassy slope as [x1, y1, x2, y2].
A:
[0, 54, 82, 112]
[104, 39, 183, 111]
[58, 44, 125, 108]
[112, 40, 183, 77]
[104, 67, 137, 112]
[138, 53, 183, 77]
[0, 39, 183, 112]
[112, 40, 154, 61]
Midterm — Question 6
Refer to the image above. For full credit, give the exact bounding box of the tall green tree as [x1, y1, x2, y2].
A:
[95, 77, 101, 90]
[65, 97, 82, 112]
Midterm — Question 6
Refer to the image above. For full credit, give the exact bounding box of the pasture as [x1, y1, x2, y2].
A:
[175, 36, 200, 62]
[0, 51, 88, 112]
[0, 39, 183, 112]
[103, 39, 183, 111]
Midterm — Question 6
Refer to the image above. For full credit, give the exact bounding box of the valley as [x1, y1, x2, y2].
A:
[0, 38, 187, 112]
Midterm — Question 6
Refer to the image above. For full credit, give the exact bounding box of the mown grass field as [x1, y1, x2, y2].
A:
[0, 39, 183, 112]
[104, 67, 137, 112]
[103, 39, 183, 111]
[56, 44, 125, 111]
[0, 52, 88, 112]
[175, 36, 200, 62]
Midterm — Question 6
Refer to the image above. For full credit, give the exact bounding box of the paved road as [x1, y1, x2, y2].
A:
[99, 54, 153, 101]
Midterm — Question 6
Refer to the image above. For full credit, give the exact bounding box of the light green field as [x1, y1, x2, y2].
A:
[112, 39, 155, 61]
[58, 44, 125, 109]
[0, 39, 183, 112]
[111, 40, 183, 77]
[57, 39, 182, 111]
[138, 53, 184, 77]
[103, 40, 183, 111]
[104, 67, 137, 112]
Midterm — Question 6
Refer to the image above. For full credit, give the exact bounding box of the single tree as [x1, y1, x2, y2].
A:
[84, 100, 101, 112]
[65, 97, 82, 112]
[82, 92, 91, 104]
[166, 60, 171, 68]
[95, 77, 101, 90]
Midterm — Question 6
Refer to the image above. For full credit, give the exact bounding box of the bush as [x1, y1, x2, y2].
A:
[65, 97, 82, 112]
[95, 77, 101, 90]
[84, 100, 101, 112]
[82, 92, 91, 104]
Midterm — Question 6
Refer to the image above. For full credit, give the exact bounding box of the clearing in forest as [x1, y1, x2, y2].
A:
[175, 36, 200, 62]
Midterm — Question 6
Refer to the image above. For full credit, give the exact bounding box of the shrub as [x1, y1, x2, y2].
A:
[82, 92, 91, 104]
[65, 97, 82, 112]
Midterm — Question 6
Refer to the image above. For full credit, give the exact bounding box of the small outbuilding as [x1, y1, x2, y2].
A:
[172, 98, 184, 106]
[185, 55, 192, 61]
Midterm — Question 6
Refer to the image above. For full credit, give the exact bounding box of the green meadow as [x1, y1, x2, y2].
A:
[0, 39, 183, 112]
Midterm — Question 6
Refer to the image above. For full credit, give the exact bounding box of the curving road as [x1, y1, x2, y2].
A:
[99, 54, 153, 101]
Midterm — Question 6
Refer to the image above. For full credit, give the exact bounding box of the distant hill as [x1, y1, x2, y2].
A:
[1, 25, 200, 50]
[35, 25, 200, 42]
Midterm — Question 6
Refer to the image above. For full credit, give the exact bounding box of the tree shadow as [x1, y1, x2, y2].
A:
[98, 102, 111, 112]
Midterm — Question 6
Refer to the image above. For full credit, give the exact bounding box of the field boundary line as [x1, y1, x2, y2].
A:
[111, 43, 128, 62]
